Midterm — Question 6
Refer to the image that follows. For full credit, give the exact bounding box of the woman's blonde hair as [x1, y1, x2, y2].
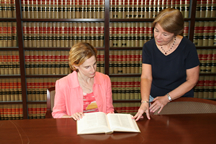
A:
[153, 8, 184, 36]
[69, 42, 97, 71]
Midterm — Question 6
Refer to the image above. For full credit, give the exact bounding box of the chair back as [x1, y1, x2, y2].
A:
[154, 97, 216, 115]
[46, 87, 55, 118]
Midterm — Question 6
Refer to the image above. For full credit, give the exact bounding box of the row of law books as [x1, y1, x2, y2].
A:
[26, 78, 57, 102]
[111, 77, 141, 100]
[110, 22, 153, 48]
[193, 21, 216, 47]
[197, 49, 216, 73]
[0, 104, 23, 120]
[25, 50, 70, 75]
[0, 22, 17, 48]
[0, 78, 22, 102]
[113, 102, 140, 115]
[28, 104, 47, 119]
[109, 21, 189, 47]
[21, 0, 104, 19]
[109, 50, 142, 74]
[196, 0, 216, 18]
[0, 0, 16, 18]
[110, 0, 190, 19]
[24, 50, 104, 75]
[0, 51, 20, 75]
[23, 22, 104, 48]
[194, 76, 216, 99]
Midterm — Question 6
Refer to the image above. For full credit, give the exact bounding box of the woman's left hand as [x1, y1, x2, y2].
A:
[149, 95, 169, 113]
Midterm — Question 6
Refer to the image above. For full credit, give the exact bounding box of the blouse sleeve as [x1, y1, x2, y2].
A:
[185, 43, 200, 69]
[105, 75, 114, 113]
[52, 80, 67, 118]
[142, 42, 152, 64]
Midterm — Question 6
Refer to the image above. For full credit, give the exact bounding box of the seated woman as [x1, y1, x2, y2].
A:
[52, 42, 114, 120]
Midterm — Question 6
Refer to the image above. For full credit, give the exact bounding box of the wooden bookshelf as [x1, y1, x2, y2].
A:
[0, 0, 215, 119]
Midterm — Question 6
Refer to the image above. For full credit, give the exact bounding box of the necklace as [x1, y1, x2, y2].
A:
[160, 37, 176, 55]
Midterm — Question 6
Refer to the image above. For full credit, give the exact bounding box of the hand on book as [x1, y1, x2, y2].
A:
[71, 112, 84, 120]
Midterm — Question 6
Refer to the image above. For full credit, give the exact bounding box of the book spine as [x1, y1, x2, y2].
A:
[96, 50, 100, 72]
[130, 50, 135, 74]
[113, 50, 118, 74]
[203, 21, 209, 46]
[126, 50, 131, 73]
[109, 50, 114, 74]
[117, 22, 121, 47]
[211, 0, 216, 17]
[200, 0, 205, 18]
[212, 50, 216, 73]
[135, 22, 139, 47]
[100, 50, 104, 73]
[208, 21, 214, 46]
[117, 50, 122, 74]
[109, 0, 113, 18]
[122, 50, 126, 73]
[198, 21, 204, 46]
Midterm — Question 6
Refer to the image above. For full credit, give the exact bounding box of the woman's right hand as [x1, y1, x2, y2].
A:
[132, 103, 150, 121]
[71, 112, 84, 120]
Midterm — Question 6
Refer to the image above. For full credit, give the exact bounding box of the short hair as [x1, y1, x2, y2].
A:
[68, 42, 97, 71]
[153, 8, 184, 36]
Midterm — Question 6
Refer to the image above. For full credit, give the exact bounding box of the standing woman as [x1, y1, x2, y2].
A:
[52, 42, 114, 120]
[133, 8, 200, 121]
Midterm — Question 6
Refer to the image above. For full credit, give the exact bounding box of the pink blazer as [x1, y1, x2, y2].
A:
[52, 71, 114, 118]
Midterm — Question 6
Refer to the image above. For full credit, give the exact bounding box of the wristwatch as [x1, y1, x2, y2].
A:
[167, 93, 172, 101]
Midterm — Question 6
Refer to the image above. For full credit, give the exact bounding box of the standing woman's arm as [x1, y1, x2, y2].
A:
[133, 63, 152, 121]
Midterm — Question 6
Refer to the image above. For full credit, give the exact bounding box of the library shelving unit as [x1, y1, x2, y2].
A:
[0, 0, 215, 120]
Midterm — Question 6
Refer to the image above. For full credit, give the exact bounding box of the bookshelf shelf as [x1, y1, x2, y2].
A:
[196, 46, 216, 49]
[110, 47, 142, 50]
[199, 73, 216, 76]
[195, 18, 216, 21]
[24, 47, 105, 50]
[25, 75, 66, 78]
[0, 75, 21, 78]
[27, 102, 46, 104]
[0, 48, 19, 50]
[110, 18, 191, 22]
[22, 19, 105, 22]
[0, 18, 17, 21]
[0, 102, 22, 104]
[109, 74, 141, 77]
[113, 100, 141, 103]
[110, 19, 154, 22]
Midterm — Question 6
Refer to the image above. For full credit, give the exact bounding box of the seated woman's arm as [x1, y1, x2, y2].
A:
[105, 75, 114, 113]
[52, 80, 68, 118]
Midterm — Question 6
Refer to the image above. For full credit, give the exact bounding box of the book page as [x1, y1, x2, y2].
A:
[107, 113, 140, 132]
[77, 112, 112, 135]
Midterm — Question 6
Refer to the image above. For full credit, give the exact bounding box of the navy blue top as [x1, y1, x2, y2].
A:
[142, 37, 200, 98]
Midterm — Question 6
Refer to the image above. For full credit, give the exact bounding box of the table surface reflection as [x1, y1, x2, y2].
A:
[0, 114, 216, 144]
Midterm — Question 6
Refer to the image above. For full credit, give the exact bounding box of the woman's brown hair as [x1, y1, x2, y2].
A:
[153, 8, 184, 36]
[68, 42, 97, 71]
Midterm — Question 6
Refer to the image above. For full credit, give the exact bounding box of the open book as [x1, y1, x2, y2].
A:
[77, 112, 140, 135]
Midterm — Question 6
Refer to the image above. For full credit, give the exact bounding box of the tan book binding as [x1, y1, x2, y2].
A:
[38, 51, 43, 75]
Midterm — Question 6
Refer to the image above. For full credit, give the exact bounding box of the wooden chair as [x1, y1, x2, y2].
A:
[46, 87, 55, 118]
[154, 97, 216, 115]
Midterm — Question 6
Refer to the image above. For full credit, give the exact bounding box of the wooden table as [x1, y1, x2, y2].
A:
[1, 114, 216, 144]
